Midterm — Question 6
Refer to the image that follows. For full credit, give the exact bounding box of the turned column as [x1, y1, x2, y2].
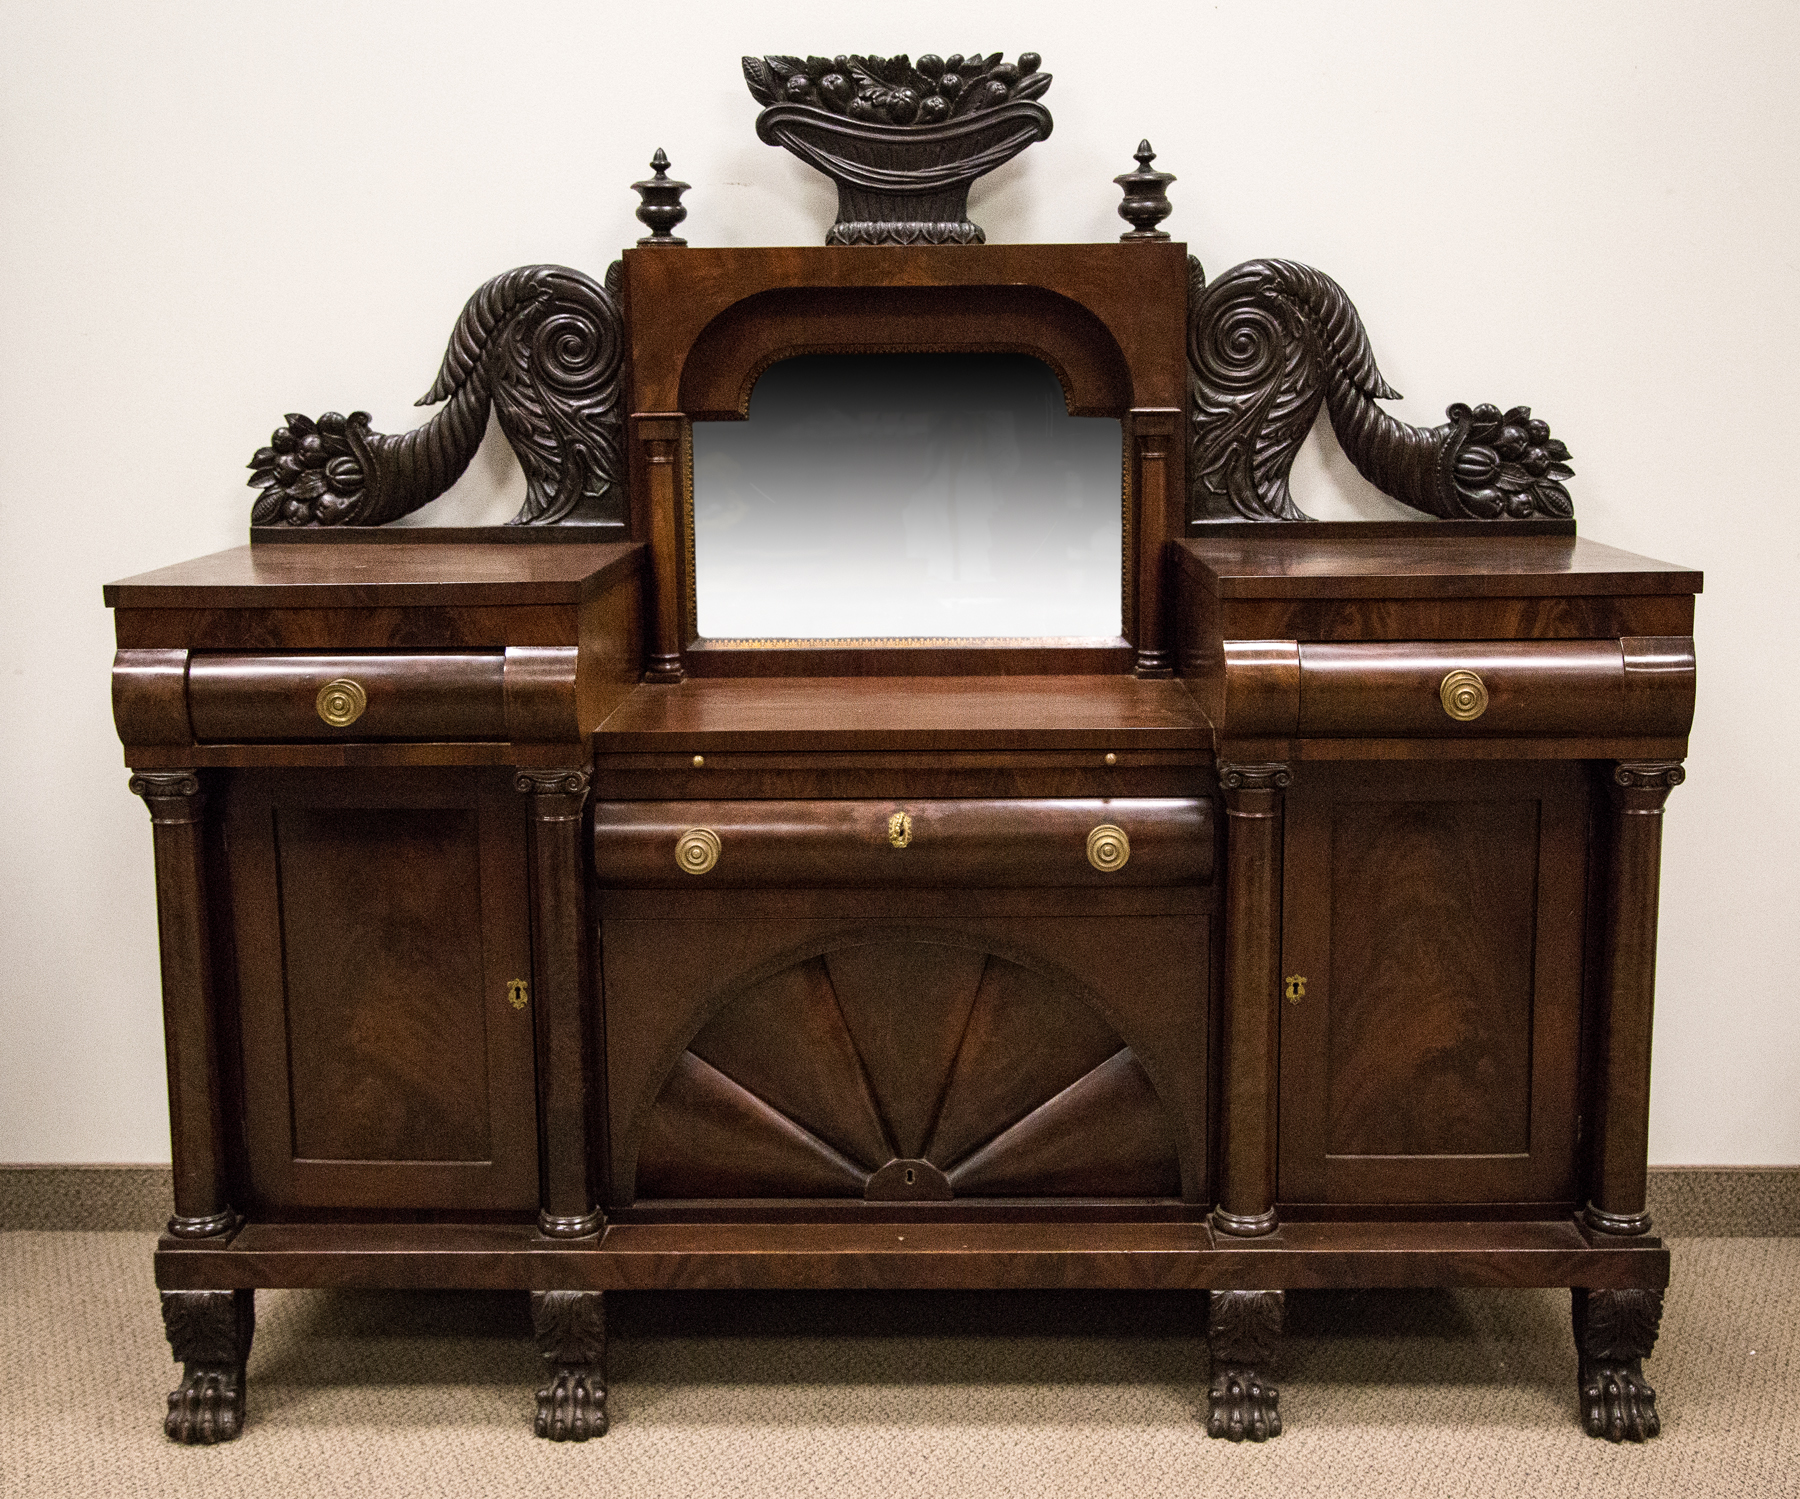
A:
[1130, 408, 1181, 679]
[517, 769, 604, 1238]
[634, 413, 687, 683]
[1585, 759, 1685, 1237]
[128, 772, 237, 1240]
[1213, 762, 1289, 1236]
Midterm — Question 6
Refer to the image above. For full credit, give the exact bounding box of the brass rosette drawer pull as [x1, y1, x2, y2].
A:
[674, 827, 721, 875]
[315, 678, 368, 728]
[1438, 669, 1489, 722]
[1086, 823, 1131, 873]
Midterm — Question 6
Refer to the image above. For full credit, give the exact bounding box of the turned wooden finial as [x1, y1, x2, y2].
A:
[633, 148, 690, 246]
[1114, 139, 1175, 241]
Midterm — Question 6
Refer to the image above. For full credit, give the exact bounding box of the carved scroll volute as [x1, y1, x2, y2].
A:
[1186, 256, 1576, 524]
[633, 413, 688, 683]
[249, 261, 629, 530]
[1130, 408, 1182, 677]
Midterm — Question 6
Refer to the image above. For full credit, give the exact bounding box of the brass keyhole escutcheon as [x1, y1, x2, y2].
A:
[1439, 669, 1489, 722]
[315, 678, 367, 728]
[904, 1168, 916, 1186]
[888, 811, 913, 848]
[507, 979, 530, 1011]
[675, 827, 721, 875]
[1285, 975, 1307, 1003]
[1087, 823, 1130, 873]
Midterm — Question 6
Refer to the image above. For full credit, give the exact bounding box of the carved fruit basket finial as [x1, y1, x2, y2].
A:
[742, 52, 1053, 245]
[1115, 140, 1175, 240]
[633, 149, 690, 246]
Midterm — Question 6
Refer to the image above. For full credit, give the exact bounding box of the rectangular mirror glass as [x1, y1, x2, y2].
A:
[692, 354, 1123, 640]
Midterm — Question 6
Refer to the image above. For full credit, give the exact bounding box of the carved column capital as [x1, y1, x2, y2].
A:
[129, 771, 204, 824]
[1610, 760, 1686, 796]
[1217, 762, 1292, 794]
[515, 768, 592, 823]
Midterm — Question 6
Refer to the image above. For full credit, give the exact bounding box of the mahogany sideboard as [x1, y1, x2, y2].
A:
[107, 227, 1699, 1449]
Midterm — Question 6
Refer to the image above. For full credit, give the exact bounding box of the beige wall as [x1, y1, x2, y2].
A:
[2, 1, 1794, 1162]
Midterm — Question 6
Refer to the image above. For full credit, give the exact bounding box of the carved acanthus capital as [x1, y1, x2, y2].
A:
[1217, 762, 1291, 793]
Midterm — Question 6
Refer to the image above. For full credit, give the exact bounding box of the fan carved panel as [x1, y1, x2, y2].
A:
[633, 936, 1182, 1201]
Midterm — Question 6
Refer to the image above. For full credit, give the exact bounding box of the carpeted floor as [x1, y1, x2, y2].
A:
[2, 1228, 1795, 1498]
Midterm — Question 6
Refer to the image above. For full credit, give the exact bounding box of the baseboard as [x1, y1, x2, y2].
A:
[3, 1163, 1796, 1235]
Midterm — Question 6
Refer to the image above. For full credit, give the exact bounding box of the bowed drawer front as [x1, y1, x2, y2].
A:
[1217, 635, 1695, 742]
[593, 797, 1214, 888]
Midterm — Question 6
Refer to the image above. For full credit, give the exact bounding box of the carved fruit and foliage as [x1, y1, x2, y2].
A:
[743, 52, 1053, 246]
[742, 52, 1050, 125]
[249, 262, 627, 528]
[1187, 256, 1575, 523]
[630, 937, 1182, 1202]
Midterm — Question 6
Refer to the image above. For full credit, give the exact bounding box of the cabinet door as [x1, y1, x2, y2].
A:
[1278, 760, 1588, 1209]
[600, 913, 1209, 1210]
[225, 768, 539, 1212]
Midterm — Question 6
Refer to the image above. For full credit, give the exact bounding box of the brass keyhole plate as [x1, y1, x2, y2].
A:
[888, 811, 913, 848]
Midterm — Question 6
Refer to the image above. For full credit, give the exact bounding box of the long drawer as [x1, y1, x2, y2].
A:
[1221, 635, 1695, 739]
[593, 798, 1214, 888]
[112, 646, 582, 744]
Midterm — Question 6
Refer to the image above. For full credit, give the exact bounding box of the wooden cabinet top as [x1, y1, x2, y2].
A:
[1177, 534, 1702, 600]
[103, 542, 643, 611]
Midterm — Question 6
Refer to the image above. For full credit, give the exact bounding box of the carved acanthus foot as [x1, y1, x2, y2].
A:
[1206, 1289, 1283, 1440]
[1573, 1287, 1664, 1441]
[161, 1289, 254, 1444]
[532, 1290, 608, 1440]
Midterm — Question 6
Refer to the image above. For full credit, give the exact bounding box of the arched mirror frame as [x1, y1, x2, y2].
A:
[622, 243, 1189, 681]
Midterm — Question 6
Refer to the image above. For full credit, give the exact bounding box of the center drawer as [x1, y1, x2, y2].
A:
[593, 798, 1214, 888]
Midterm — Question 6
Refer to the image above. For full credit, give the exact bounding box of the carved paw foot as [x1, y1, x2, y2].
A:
[536, 1368, 608, 1440]
[166, 1365, 246, 1445]
[160, 1289, 254, 1444]
[531, 1290, 608, 1440]
[1572, 1286, 1663, 1441]
[1581, 1359, 1660, 1442]
[1207, 1363, 1282, 1441]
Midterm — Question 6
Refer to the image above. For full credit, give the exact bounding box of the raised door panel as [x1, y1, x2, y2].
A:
[1278, 760, 1587, 1208]
[225, 768, 538, 1212]
[601, 915, 1208, 1210]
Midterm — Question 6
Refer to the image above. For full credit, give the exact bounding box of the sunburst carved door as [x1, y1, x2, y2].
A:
[601, 917, 1209, 1209]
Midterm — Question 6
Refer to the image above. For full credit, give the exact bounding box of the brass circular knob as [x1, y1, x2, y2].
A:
[674, 827, 721, 875]
[1439, 669, 1489, 722]
[315, 678, 367, 728]
[1087, 823, 1130, 873]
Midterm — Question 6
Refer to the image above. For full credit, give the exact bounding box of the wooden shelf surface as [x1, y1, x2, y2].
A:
[594, 675, 1206, 753]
